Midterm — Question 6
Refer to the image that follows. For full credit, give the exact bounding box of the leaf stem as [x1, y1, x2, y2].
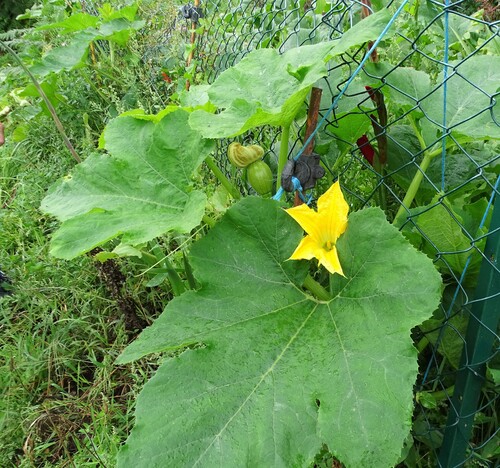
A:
[393, 115, 470, 225]
[0, 41, 81, 163]
[407, 113, 427, 152]
[150, 242, 185, 296]
[204, 156, 241, 200]
[393, 150, 433, 226]
[303, 273, 331, 301]
[429, 385, 455, 402]
[276, 124, 291, 196]
[392, 114, 431, 225]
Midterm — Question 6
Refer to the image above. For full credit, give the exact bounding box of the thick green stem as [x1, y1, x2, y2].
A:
[392, 134, 469, 227]
[378, 179, 387, 211]
[0, 41, 81, 163]
[418, 386, 455, 403]
[431, 385, 455, 402]
[407, 113, 427, 152]
[150, 242, 185, 296]
[392, 114, 433, 225]
[163, 256, 186, 296]
[276, 124, 290, 195]
[204, 156, 241, 200]
[303, 274, 331, 301]
[393, 151, 433, 225]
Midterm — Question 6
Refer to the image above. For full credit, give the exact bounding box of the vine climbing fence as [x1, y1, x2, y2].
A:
[180, 0, 499, 466]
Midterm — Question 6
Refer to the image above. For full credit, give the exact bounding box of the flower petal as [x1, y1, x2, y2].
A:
[318, 245, 345, 276]
[289, 235, 320, 261]
[317, 181, 349, 241]
[285, 204, 323, 242]
[285, 181, 349, 277]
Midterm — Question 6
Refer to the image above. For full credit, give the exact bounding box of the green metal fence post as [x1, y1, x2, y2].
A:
[438, 193, 500, 467]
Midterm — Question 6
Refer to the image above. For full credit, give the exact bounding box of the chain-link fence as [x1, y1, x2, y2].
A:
[185, 0, 499, 465]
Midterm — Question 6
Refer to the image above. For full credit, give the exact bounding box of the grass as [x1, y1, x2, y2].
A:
[0, 115, 161, 467]
[1, 4, 184, 462]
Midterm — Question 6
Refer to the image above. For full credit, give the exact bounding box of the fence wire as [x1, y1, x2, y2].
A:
[189, 0, 499, 465]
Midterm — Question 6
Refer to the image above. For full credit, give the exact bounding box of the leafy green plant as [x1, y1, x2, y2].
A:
[31, 3, 145, 75]
[41, 109, 214, 258]
[38, 8, 444, 466]
[115, 198, 441, 467]
[361, 36, 500, 218]
[41, 8, 394, 258]
[190, 9, 395, 183]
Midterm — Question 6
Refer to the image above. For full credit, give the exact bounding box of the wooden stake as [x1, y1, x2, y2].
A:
[294, 87, 323, 206]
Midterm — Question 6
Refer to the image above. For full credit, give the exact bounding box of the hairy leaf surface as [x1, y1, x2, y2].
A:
[117, 198, 442, 468]
[41, 110, 214, 258]
[189, 9, 394, 137]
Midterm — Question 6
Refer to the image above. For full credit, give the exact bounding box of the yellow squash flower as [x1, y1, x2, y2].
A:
[285, 181, 349, 276]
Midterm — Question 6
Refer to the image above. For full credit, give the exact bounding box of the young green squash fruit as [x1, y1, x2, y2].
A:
[227, 142, 273, 197]
[246, 160, 273, 197]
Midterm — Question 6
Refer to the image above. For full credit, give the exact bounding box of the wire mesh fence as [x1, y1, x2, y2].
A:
[189, 0, 499, 465]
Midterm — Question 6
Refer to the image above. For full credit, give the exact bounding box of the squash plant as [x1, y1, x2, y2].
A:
[41, 9, 443, 468]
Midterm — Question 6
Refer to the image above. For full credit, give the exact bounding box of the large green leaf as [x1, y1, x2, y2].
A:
[41, 110, 214, 259]
[30, 30, 96, 77]
[364, 63, 432, 110]
[36, 4, 139, 33]
[326, 112, 372, 147]
[421, 55, 500, 139]
[365, 57, 500, 140]
[189, 9, 394, 138]
[36, 12, 100, 33]
[116, 198, 442, 467]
